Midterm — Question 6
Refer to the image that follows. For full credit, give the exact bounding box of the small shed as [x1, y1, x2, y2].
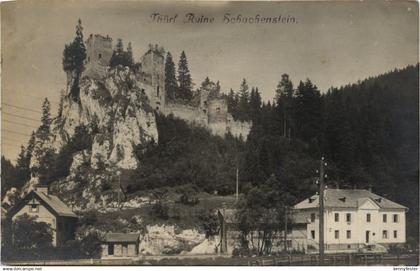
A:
[101, 233, 140, 258]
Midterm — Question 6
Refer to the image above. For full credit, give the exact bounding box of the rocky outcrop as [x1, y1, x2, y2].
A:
[49, 66, 158, 171]
[139, 225, 206, 255]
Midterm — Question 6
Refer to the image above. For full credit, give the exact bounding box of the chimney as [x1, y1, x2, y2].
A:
[35, 186, 49, 195]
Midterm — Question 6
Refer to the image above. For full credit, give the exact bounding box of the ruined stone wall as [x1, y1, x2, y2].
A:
[84, 34, 113, 79]
[226, 114, 252, 139]
[163, 103, 207, 127]
[208, 98, 228, 123]
[140, 46, 165, 110]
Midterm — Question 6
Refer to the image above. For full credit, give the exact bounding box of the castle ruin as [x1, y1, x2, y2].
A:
[83, 33, 252, 139]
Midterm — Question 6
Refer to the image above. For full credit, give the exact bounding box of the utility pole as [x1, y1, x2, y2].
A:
[319, 157, 326, 265]
[117, 171, 121, 209]
[284, 206, 288, 253]
[236, 167, 239, 202]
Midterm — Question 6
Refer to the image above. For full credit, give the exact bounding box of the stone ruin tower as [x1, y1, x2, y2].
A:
[84, 34, 113, 79]
[140, 44, 166, 110]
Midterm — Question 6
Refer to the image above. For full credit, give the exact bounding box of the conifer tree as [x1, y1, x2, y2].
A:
[249, 87, 262, 121]
[38, 98, 52, 140]
[177, 51, 193, 101]
[165, 52, 178, 101]
[227, 88, 238, 118]
[293, 79, 322, 144]
[126, 42, 134, 67]
[215, 81, 221, 96]
[275, 74, 294, 138]
[238, 79, 250, 121]
[62, 19, 86, 102]
[15, 146, 30, 187]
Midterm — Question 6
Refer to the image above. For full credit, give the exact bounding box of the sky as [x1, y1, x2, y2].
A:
[1, 0, 419, 161]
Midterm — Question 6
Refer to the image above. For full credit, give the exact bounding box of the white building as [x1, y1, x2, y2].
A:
[291, 189, 407, 253]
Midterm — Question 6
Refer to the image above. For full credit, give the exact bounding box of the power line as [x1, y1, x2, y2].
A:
[2, 119, 39, 129]
[2, 137, 27, 145]
[2, 112, 40, 123]
[13, 92, 60, 104]
[2, 103, 42, 114]
[1, 142, 23, 148]
[2, 129, 32, 137]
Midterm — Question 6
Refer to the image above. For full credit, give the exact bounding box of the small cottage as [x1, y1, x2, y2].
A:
[8, 186, 78, 247]
[101, 233, 140, 258]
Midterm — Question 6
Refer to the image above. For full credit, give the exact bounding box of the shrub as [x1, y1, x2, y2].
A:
[12, 214, 53, 249]
[179, 192, 199, 206]
[79, 232, 102, 258]
[150, 201, 169, 220]
[79, 210, 98, 226]
[198, 210, 219, 238]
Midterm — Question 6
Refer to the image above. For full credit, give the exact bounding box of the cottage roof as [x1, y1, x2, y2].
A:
[8, 190, 77, 219]
[294, 189, 407, 210]
[104, 233, 139, 243]
[34, 191, 77, 218]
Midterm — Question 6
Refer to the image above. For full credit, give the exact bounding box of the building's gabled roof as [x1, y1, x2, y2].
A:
[294, 189, 407, 210]
[8, 190, 77, 219]
[34, 191, 77, 218]
[104, 233, 139, 243]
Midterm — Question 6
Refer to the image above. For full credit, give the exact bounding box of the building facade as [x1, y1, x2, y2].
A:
[8, 186, 78, 247]
[101, 233, 140, 258]
[292, 189, 407, 253]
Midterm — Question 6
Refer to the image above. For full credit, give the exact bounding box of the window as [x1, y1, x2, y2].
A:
[157, 86, 160, 97]
[346, 213, 351, 222]
[383, 214, 387, 223]
[29, 204, 38, 213]
[335, 230, 339, 239]
[367, 213, 371, 222]
[98, 53, 102, 59]
[393, 230, 397, 238]
[393, 214, 398, 223]
[334, 213, 339, 222]
[310, 213, 316, 222]
[108, 244, 114, 255]
[346, 230, 351, 239]
[87, 56, 90, 62]
[311, 230, 315, 239]
[382, 230, 388, 239]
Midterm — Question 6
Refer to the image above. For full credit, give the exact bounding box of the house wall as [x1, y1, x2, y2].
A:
[101, 242, 138, 258]
[12, 203, 58, 246]
[294, 205, 406, 252]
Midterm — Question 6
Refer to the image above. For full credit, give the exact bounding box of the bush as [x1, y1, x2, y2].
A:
[12, 214, 53, 249]
[198, 210, 219, 238]
[179, 192, 199, 206]
[79, 232, 102, 258]
[150, 201, 169, 220]
[79, 210, 98, 226]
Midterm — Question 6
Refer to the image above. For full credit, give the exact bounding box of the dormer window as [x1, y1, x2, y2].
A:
[339, 197, 346, 203]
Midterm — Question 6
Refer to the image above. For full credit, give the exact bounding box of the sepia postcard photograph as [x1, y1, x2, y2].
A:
[0, 0, 419, 268]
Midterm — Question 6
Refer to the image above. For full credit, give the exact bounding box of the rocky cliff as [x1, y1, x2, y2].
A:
[24, 65, 158, 202]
